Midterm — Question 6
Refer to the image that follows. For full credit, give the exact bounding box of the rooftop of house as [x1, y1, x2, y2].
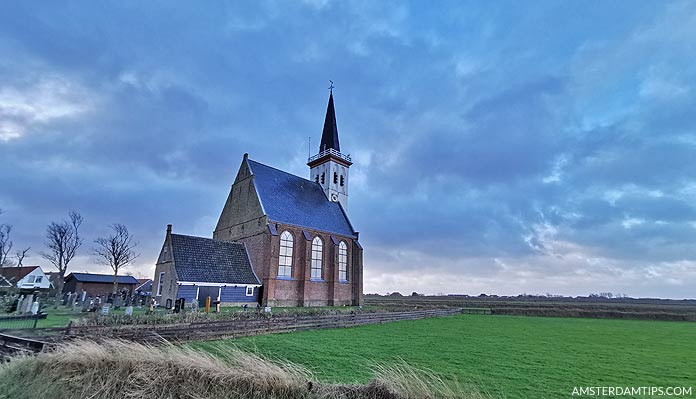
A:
[135, 278, 153, 292]
[170, 233, 261, 285]
[247, 159, 356, 237]
[0, 266, 41, 284]
[65, 273, 140, 285]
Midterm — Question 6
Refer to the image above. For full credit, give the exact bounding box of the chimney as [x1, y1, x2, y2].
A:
[166, 224, 172, 236]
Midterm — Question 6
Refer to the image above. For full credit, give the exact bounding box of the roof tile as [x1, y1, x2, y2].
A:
[170, 234, 260, 285]
[248, 159, 355, 237]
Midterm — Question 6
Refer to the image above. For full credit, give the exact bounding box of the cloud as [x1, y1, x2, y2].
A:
[0, 76, 93, 141]
[1, 1, 696, 298]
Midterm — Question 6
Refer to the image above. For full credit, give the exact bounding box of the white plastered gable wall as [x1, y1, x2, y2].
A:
[16, 267, 51, 290]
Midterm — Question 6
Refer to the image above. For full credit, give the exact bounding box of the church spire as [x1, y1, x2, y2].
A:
[308, 83, 352, 210]
[319, 90, 340, 152]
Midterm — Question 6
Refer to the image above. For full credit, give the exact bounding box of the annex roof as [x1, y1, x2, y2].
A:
[170, 234, 260, 285]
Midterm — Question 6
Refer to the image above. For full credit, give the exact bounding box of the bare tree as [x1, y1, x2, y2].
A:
[41, 211, 83, 300]
[93, 224, 139, 296]
[0, 209, 13, 267]
[16, 247, 30, 267]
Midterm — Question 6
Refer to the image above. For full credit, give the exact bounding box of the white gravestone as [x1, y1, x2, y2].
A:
[30, 300, 39, 315]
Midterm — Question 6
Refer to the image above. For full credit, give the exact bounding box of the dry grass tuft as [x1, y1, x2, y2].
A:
[0, 340, 486, 399]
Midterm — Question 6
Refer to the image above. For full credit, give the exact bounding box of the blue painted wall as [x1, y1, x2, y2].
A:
[177, 285, 198, 302]
[176, 284, 260, 303]
[220, 285, 259, 303]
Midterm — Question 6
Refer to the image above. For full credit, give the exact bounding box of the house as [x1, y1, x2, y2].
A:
[154, 90, 363, 307]
[63, 272, 139, 297]
[0, 266, 51, 291]
[153, 230, 262, 308]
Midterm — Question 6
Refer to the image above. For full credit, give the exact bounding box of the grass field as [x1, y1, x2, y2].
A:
[192, 314, 696, 398]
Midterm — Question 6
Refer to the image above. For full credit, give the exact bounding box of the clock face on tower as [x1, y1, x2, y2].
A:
[330, 193, 339, 202]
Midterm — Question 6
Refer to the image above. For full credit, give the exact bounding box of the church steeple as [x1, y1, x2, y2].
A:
[320, 91, 340, 152]
[308, 86, 352, 210]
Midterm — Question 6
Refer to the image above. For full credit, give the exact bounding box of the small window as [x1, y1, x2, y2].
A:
[27, 276, 36, 283]
[315, 174, 319, 183]
[311, 236, 323, 279]
[321, 173, 325, 184]
[333, 172, 338, 184]
[246, 286, 254, 296]
[157, 272, 165, 296]
[35, 276, 43, 284]
[340, 175, 345, 186]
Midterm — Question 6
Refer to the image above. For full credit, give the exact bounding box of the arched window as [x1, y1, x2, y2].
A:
[334, 172, 338, 184]
[278, 231, 293, 277]
[311, 236, 323, 279]
[340, 175, 345, 186]
[338, 241, 348, 281]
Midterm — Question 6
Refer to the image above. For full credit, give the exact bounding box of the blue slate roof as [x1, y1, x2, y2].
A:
[67, 273, 139, 285]
[247, 159, 356, 237]
[170, 234, 260, 285]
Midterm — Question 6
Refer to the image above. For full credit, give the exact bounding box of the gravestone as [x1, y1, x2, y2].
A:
[101, 304, 111, 315]
[16, 295, 25, 314]
[82, 298, 91, 312]
[124, 305, 133, 316]
[69, 292, 78, 309]
[22, 294, 34, 314]
[30, 300, 39, 315]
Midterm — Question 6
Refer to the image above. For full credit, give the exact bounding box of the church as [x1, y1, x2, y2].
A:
[153, 91, 364, 307]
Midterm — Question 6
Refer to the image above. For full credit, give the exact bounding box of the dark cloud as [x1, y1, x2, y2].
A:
[1, 1, 696, 297]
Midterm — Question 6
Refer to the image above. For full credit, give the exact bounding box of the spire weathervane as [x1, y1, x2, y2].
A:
[328, 80, 334, 93]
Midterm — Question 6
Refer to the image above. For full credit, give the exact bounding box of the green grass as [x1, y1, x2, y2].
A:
[192, 314, 696, 399]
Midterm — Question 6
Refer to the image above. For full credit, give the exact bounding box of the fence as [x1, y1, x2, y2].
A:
[0, 333, 49, 359]
[4, 308, 471, 346]
[63, 308, 468, 343]
[0, 313, 47, 330]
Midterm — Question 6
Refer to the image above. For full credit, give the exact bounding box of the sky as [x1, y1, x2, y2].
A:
[1, 1, 695, 299]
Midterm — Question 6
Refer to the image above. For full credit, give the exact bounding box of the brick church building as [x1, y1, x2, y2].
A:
[154, 91, 363, 307]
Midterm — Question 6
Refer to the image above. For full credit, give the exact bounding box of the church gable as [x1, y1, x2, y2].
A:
[214, 154, 266, 240]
